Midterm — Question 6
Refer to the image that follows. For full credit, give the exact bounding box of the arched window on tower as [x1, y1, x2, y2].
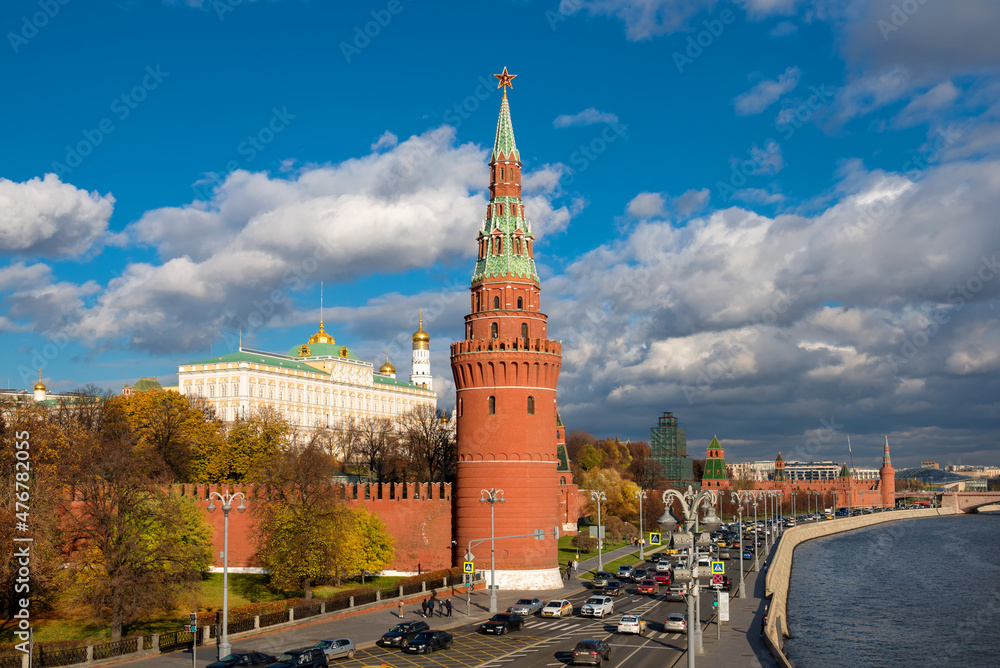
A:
[560, 476, 566, 485]
[491, 322, 498, 338]
[488, 395, 495, 414]
[527, 395, 535, 415]
[493, 296, 500, 310]
[521, 322, 528, 339]
[517, 296, 523, 309]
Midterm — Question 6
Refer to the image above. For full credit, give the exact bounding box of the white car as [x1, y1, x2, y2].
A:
[580, 596, 614, 618]
[541, 599, 573, 618]
[655, 560, 672, 573]
[617, 614, 647, 635]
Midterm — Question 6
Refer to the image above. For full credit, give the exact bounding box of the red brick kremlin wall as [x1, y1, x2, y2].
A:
[177, 482, 453, 574]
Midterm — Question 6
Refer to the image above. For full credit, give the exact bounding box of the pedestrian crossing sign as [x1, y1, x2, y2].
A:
[649, 532, 661, 545]
[463, 561, 474, 573]
[711, 561, 724, 574]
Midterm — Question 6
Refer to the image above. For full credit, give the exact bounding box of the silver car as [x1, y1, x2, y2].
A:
[314, 639, 355, 660]
[508, 597, 544, 615]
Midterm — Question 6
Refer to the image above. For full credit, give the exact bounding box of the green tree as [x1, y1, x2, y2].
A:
[343, 507, 395, 583]
[577, 443, 603, 471]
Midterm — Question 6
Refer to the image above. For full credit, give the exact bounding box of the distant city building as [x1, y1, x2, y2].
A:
[122, 377, 164, 395]
[921, 461, 940, 469]
[852, 467, 880, 481]
[752, 460, 776, 481]
[650, 411, 694, 486]
[177, 312, 436, 440]
[727, 461, 754, 480]
[782, 461, 841, 482]
[0, 371, 89, 406]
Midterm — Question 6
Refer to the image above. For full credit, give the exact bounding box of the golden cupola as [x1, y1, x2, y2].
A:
[412, 314, 430, 350]
[379, 351, 397, 376]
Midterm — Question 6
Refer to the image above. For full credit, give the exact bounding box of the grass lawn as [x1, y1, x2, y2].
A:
[1, 573, 403, 645]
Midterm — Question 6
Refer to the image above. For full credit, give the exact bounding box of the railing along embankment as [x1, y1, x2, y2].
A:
[762, 507, 957, 667]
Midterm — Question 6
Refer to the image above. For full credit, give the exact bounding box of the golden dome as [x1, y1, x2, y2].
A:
[379, 352, 396, 375]
[34, 369, 46, 392]
[308, 321, 335, 345]
[412, 313, 430, 348]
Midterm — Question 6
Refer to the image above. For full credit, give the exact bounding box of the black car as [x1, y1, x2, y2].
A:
[631, 568, 649, 581]
[571, 639, 611, 665]
[647, 553, 662, 563]
[480, 612, 525, 635]
[602, 580, 624, 596]
[402, 631, 453, 654]
[208, 653, 277, 668]
[265, 648, 327, 668]
[378, 620, 429, 648]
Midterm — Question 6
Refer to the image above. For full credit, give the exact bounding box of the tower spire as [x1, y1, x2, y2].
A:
[882, 435, 892, 467]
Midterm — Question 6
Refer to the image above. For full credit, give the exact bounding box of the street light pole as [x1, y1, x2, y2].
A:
[480, 488, 505, 614]
[659, 486, 721, 668]
[634, 490, 647, 560]
[206, 490, 246, 659]
[591, 491, 607, 571]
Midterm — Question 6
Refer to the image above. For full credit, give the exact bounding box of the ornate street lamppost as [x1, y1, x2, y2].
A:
[634, 489, 647, 560]
[591, 490, 607, 571]
[730, 491, 755, 599]
[207, 490, 246, 659]
[659, 486, 721, 667]
[480, 488, 505, 614]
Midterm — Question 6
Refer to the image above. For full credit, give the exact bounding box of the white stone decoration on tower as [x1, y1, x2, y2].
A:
[410, 313, 433, 391]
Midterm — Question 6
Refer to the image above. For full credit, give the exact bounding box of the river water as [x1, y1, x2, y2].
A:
[782, 512, 1000, 668]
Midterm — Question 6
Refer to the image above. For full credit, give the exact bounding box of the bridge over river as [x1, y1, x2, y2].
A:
[895, 490, 1000, 513]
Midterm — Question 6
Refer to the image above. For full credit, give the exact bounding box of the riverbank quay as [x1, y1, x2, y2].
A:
[762, 508, 956, 666]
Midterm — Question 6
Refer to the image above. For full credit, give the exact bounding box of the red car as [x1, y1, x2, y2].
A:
[653, 572, 671, 586]
[636, 578, 658, 595]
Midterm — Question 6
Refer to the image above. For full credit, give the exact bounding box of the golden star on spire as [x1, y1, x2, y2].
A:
[494, 66, 517, 97]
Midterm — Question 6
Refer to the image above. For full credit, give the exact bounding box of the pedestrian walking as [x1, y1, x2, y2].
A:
[420, 599, 428, 617]
[438, 598, 445, 617]
[445, 598, 453, 617]
[398, 600, 404, 618]
[572, 558, 578, 574]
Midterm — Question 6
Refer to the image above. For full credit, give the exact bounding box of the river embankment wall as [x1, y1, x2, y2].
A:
[762, 507, 956, 667]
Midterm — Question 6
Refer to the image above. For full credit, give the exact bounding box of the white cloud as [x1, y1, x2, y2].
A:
[893, 81, 960, 127]
[770, 20, 797, 36]
[56, 127, 576, 354]
[734, 67, 802, 116]
[371, 131, 399, 151]
[674, 188, 711, 215]
[626, 192, 667, 218]
[553, 108, 620, 128]
[0, 174, 114, 257]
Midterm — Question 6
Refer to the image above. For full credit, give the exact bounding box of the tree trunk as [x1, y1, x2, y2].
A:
[111, 612, 123, 642]
[303, 578, 312, 600]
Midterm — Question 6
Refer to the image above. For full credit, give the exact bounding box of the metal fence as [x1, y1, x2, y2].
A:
[91, 637, 138, 662]
[158, 630, 195, 654]
[228, 616, 256, 634]
[258, 610, 288, 628]
[35, 645, 89, 668]
[351, 590, 378, 606]
[291, 601, 322, 620]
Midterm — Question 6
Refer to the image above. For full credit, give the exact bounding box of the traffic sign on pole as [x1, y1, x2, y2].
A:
[649, 532, 661, 545]
[711, 561, 725, 574]
[712, 574, 723, 585]
[463, 561, 474, 574]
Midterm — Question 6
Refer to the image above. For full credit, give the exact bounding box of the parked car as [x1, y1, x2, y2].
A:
[636, 578, 658, 595]
[313, 639, 355, 661]
[602, 580, 624, 596]
[542, 599, 573, 617]
[665, 584, 686, 602]
[265, 648, 327, 668]
[580, 596, 614, 618]
[207, 652, 277, 668]
[480, 612, 525, 635]
[402, 631, 453, 654]
[664, 612, 687, 634]
[378, 620, 429, 648]
[591, 571, 612, 588]
[508, 597, 544, 615]
[617, 614, 646, 635]
[571, 639, 611, 666]
[710, 576, 732, 592]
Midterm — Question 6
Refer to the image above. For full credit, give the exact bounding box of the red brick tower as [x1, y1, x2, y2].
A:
[880, 436, 895, 508]
[450, 68, 564, 590]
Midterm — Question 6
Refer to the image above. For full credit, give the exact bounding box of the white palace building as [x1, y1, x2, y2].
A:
[177, 313, 436, 429]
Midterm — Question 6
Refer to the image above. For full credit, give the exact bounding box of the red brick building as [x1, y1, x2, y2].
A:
[449, 70, 572, 590]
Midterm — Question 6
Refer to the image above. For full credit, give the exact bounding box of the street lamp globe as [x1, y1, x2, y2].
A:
[701, 505, 723, 534]
[656, 507, 679, 533]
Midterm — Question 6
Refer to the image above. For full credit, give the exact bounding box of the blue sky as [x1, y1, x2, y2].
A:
[3, 0, 999, 468]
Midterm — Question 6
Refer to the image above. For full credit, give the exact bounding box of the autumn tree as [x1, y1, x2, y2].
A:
[578, 468, 641, 521]
[577, 443, 603, 472]
[254, 444, 349, 598]
[60, 416, 212, 641]
[202, 407, 290, 482]
[337, 507, 395, 584]
[347, 415, 400, 482]
[565, 430, 596, 463]
[624, 441, 663, 489]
